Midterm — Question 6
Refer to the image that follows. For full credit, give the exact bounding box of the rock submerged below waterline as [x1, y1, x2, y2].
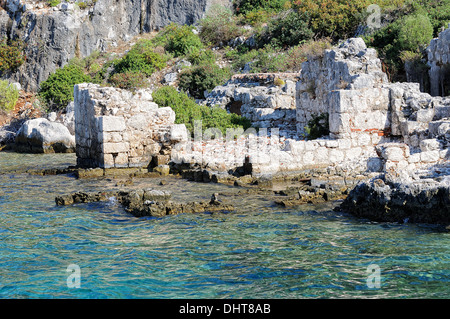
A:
[55, 189, 234, 218]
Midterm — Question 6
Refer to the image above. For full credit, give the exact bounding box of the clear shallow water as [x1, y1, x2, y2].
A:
[0, 152, 449, 299]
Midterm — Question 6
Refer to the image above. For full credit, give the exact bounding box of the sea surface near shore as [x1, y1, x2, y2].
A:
[0, 152, 449, 298]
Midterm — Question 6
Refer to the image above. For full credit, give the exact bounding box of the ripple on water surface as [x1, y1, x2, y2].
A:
[0, 152, 449, 298]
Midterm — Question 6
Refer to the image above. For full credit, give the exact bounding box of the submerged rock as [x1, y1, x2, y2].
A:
[55, 189, 234, 218]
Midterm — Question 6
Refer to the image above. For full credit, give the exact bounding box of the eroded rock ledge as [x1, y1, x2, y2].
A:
[337, 165, 450, 226]
[55, 189, 234, 218]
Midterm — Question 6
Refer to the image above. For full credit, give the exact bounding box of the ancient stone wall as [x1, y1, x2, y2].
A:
[74, 83, 180, 169]
[296, 38, 389, 139]
[427, 23, 450, 97]
[205, 73, 299, 137]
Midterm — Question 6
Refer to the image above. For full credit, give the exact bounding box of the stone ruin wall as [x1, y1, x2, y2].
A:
[427, 24, 450, 97]
[204, 73, 299, 138]
[73, 31, 449, 177]
[74, 83, 183, 169]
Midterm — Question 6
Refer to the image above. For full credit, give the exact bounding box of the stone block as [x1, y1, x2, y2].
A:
[408, 153, 421, 164]
[283, 139, 305, 155]
[329, 149, 344, 163]
[420, 139, 441, 152]
[102, 142, 129, 154]
[416, 108, 435, 123]
[315, 147, 329, 163]
[152, 155, 170, 167]
[97, 116, 126, 132]
[420, 150, 440, 163]
[153, 165, 170, 176]
[170, 124, 189, 143]
[114, 153, 129, 168]
[345, 147, 362, 160]
[382, 147, 405, 162]
[101, 153, 115, 169]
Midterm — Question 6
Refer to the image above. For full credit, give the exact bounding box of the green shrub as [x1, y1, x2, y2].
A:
[39, 64, 92, 110]
[199, 6, 243, 46]
[233, 0, 291, 15]
[152, 86, 251, 135]
[364, 12, 434, 82]
[47, 0, 61, 7]
[187, 48, 217, 66]
[0, 80, 19, 111]
[304, 113, 329, 139]
[293, 0, 373, 39]
[0, 37, 26, 73]
[178, 63, 232, 99]
[109, 71, 147, 91]
[242, 8, 273, 26]
[114, 40, 167, 76]
[154, 23, 204, 57]
[263, 10, 313, 47]
[398, 14, 434, 52]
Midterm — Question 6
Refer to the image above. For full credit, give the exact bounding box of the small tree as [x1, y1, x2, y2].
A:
[39, 64, 92, 110]
[398, 14, 434, 52]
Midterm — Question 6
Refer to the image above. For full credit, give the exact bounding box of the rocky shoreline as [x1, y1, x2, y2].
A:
[337, 165, 450, 226]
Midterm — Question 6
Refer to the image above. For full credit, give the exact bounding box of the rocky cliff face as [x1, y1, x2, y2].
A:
[0, 0, 230, 92]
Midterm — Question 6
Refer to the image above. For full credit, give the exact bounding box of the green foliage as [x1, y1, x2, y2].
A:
[293, 0, 373, 39]
[398, 14, 434, 52]
[187, 48, 217, 66]
[233, 0, 291, 15]
[154, 23, 204, 57]
[114, 40, 167, 76]
[152, 86, 251, 135]
[0, 37, 26, 73]
[109, 71, 147, 91]
[0, 80, 19, 111]
[47, 0, 61, 7]
[263, 10, 313, 47]
[178, 63, 232, 99]
[39, 64, 92, 110]
[199, 6, 243, 46]
[364, 12, 434, 82]
[304, 113, 329, 140]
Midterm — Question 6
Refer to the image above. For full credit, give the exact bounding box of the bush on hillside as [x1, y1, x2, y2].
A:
[233, 0, 291, 15]
[152, 86, 251, 135]
[114, 40, 167, 76]
[178, 63, 232, 99]
[263, 10, 313, 48]
[187, 48, 217, 66]
[0, 37, 26, 74]
[0, 80, 19, 112]
[199, 6, 244, 46]
[154, 23, 204, 57]
[39, 64, 92, 111]
[397, 14, 434, 52]
[109, 71, 147, 91]
[293, 0, 373, 39]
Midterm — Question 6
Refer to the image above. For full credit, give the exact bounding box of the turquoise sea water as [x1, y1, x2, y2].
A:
[0, 152, 449, 299]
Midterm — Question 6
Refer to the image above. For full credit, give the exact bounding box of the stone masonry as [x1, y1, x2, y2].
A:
[204, 73, 299, 138]
[74, 83, 184, 169]
[427, 23, 450, 97]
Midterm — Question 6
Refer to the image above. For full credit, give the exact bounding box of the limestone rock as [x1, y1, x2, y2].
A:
[15, 118, 75, 153]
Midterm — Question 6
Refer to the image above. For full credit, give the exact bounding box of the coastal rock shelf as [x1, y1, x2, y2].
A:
[55, 189, 235, 218]
[337, 165, 450, 226]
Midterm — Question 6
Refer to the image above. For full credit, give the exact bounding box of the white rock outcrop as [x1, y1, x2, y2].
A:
[15, 118, 75, 153]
